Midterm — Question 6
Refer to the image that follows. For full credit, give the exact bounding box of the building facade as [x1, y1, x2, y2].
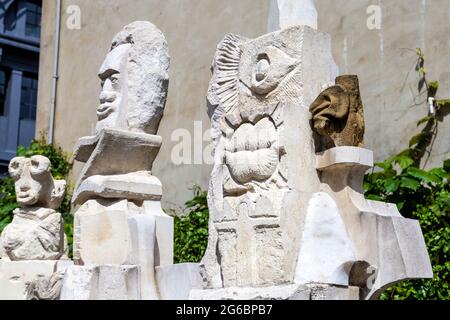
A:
[0, 0, 41, 171]
[35, 0, 450, 210]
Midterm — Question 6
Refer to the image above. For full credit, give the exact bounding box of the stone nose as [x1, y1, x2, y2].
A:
[99, 91, 117, 104]
[19, 184, 31, 192]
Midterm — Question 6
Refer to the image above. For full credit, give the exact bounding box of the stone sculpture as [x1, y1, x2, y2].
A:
[310, 75, 365, 152]
[0, 156, 66, 261]
[60, 21, 173, 300]
[192, 14, 432, 300]
[94, 21, 169, 136]
[0, 156, 71, 300]
[198, 25, 339, 292]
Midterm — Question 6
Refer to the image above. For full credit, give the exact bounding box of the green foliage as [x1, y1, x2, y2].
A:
[0, 138, 74, 255]
[173, 186, 209, 264]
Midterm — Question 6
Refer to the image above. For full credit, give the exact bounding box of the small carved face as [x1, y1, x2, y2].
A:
[9, 156, 52, 207]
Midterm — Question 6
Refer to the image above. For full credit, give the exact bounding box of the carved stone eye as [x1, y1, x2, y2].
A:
[8, 157, 25, 180]
[250, 46, 299, 96]
[255, 56, 270, 82]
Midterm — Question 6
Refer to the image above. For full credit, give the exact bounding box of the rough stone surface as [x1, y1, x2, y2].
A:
[60, 265, 141, 300]
[72, 199, 172, 300]
[26, 271, 65, 300]
[268, 0, 318, 32]
[73, 171, 163, 205]
[1, 208, 65, 261]
[294, 192, 356, 286]
[72, 129, 163, 204]
[60, 266, 95, 300]
[156, 263, 203, 300]
[310, 75, 365, 151]
[0, 261, 59, 300]
[190, 284, 360, 300]
[312, 147, 433, 299]
[95, 21, 170, 136]
[201, 25, 338, 290]
[0, 156, 66, 261]
[73, 200, 173, 266]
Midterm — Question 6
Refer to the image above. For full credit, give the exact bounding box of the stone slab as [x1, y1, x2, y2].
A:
[190, 284, 360, 300]
[316, 147, 374, 170]
[73, 172, 163, 206]
[73, 128, 162, 204]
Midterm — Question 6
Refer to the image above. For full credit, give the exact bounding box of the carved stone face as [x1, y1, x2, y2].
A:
[9, 156, 66, 209]
[93, 21, 170, 136]
[96, 44, 131, 134]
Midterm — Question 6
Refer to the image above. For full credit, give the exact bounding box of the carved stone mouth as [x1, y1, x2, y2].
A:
[17, 193, 31, 200]
[97, 104, 115, 120]
[224, 117, 278, 185]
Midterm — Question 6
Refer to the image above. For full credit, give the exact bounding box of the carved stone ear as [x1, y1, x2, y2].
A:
[49, 180, 67, 210]
[8, 157, 26, 180]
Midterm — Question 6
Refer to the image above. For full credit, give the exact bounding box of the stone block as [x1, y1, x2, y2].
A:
[60, 265, 141, 300]
[73, 172, 163, 205]
[156, 263, 203, 300]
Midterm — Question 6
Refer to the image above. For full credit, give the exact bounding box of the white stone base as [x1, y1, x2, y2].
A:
[189, 284, 360, 300]
[156, 263, 203, 300]
[60, 265, 141, 300]
[0, 260, 72, 300]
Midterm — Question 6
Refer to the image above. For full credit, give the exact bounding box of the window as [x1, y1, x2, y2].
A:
[20, 74, 38, 121]
[4, 0, 18, 32]
[0, 69, 9, 116]
[25, 1, 42, 38]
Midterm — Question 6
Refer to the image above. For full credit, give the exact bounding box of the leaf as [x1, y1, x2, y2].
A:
[384, 179, 400, 193]
[407, 167, 441, 184]
[444, 159, 450, 172]
[416, 116, 435, 127]
[400, 177, 421, 191]
[428, 81, 439, 93]
[393, 155, 414, 170]
[429, 168, 450, 180]
[396, 201, 405, 211]
[375, 160, 392, 170]
[366, 194, 383, 201]
[418, 78, 426, 92]
[437, 99, 450, 111]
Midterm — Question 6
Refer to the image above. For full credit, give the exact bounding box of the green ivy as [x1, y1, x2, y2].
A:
[0, 138, 74, 256]
[173, 186, 209, 264]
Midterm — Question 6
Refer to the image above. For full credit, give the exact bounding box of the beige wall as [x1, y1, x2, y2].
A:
[37, 0, 450, 210]
[316, 0, 450, 170]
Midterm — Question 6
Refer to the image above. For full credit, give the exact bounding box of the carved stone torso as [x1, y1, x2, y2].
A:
[1, 208, 64, 261]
